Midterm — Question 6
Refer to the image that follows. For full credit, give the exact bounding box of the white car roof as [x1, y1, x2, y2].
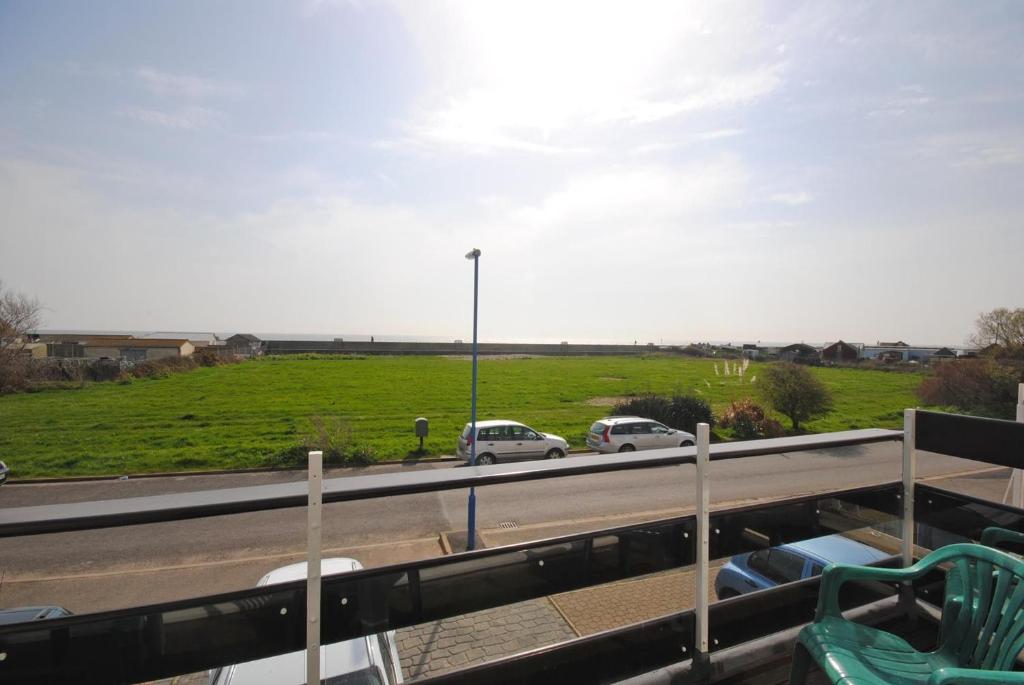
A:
[463, 419, 526, 429]
[216, 558, 376, 685]
[257, 558, 362, 585]
[595, 416, 648, 425]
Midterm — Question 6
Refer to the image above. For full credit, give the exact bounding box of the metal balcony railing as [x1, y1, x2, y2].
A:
[0, 410, 1022, 685]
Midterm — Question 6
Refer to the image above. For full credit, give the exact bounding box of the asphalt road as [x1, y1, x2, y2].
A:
[0, 444, 1010, 612]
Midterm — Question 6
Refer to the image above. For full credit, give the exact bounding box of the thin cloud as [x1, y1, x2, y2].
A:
[117, 106, 223, 130]
[770, 191, 813, 206]
[134, 67, 244, 99]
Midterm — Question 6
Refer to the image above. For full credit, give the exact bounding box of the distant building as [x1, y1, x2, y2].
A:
[779, 343, 820, 363]
[225, 333, 264, 357]
[862, 344, 947, 364]
[932, 347, 957, 361]
[877, 340, 909, 348]
[741, 344, 759, 359]
[83, 338, 194, 361]
[20, 342, 48, 359]
[822, 340, 860, 363]
[142, 332, 221, 348]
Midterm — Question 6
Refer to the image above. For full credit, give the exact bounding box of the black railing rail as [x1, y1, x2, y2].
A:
[0, 480, 902, 684]
[0, 428, 900, 538]
[2, 411, 1020, 685]
[915, 410, 1023, 467]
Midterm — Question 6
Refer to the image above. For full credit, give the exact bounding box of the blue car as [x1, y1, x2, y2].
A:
[714, 533, 889, 599]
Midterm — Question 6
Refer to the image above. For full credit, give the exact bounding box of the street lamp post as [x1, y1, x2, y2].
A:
[465, 248, 481, 550]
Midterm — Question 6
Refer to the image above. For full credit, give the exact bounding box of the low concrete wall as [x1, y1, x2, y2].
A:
[264, 340, 663, 356]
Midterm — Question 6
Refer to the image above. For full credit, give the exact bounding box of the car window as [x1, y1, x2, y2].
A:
[610, 424, 628, 435]
[589, 422, 605, 434]
[749, 548, 805, 585]
[809, 563, 824, 578]
[507, 425, 526, 440]
[630, 423, 651, 434]
[478, 426, 505, 441]
[523, 429, 539, 440]
[650, 423, 670, 434]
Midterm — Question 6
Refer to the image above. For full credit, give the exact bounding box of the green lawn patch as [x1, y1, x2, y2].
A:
[0, 356, 924, 478]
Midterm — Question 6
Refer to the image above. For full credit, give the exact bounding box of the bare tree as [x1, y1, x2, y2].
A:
[0, 281, 43, 392]
[970, 307, 1024, 357]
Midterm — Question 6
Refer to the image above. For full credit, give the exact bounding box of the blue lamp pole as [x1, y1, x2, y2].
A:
[465, 248, 481, 551]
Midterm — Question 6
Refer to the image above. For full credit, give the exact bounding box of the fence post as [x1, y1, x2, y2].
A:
[307, 450, 323, 685]
[901, 409, 916, 568]
[695, 423, 710, 662]
[1015, 385, 1024, 508]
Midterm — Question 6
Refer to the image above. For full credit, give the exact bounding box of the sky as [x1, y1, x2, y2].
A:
[1, 1, 1022, 346]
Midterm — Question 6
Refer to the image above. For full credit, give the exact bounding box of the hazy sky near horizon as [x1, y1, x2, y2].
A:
[1, 1, 1022, 346]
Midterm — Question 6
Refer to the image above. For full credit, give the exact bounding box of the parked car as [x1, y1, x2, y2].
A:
[208, 558, 403, 685]
[0, 460, 8, 485]
[0, 605, 72, 625]
[714, 534, 889, 599]
[585, 416, 696, 453]
[456, 420, 569, 465]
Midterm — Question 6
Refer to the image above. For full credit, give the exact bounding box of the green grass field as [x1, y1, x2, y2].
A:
[0, 356, 925, 478]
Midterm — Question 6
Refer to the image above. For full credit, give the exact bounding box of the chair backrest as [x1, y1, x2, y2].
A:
[939, 543, 1024, 671]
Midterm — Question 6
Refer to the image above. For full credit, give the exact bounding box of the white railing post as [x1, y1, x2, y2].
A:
[307, 451, 323, 685]
[902, 410, 916, 568]
[695, 423, 710, 659]
[1015, 385, 1024, 508]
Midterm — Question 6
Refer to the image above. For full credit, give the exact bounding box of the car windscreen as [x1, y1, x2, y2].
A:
[460, 424, 471, 438]
[589, 422, 605, 433]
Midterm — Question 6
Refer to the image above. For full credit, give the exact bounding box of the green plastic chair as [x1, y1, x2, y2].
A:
[981, 526, 1024, 550]
[790, 543, 1024, 684]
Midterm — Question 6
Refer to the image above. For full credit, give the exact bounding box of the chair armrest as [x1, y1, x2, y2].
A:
[980, 526, 1024, 550]
[929, 667, 1024, 684]
[815, 543, 986, 619]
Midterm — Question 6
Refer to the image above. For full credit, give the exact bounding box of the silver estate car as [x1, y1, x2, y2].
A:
[457, 420, 570, 465]
[586, 416, 696, 454]
[209, 558, 403, 685]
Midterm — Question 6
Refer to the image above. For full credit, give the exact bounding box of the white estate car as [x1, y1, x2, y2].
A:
[456, 420, 570, 465]
[208, 558, 403, 685]
[586, 416, 696, 454]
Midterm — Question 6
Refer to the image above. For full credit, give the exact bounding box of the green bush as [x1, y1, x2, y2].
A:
[612, 393, 715, 432]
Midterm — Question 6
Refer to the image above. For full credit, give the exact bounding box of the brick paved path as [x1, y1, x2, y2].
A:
[397, 597, 577, 680]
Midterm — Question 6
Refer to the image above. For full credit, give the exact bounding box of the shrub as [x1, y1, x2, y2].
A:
[719, 399, 785, 440]
[612, 393, 715, 432]
[667, 394, 716, 433]
[917, 359, 1023, 419]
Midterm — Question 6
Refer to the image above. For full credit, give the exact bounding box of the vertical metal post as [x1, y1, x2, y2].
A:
[466, 250, 480, 551]
[695, 423, 710, 658]
[1014, 384, 1024, 508]
[307, 450, 323, 685]
[901, 410, 916, 568]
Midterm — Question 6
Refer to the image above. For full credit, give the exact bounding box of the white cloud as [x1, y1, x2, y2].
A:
[117, 106, 223, 130]
[134, 67, 244, 99]
[770, 191, 813, 206]
[393, 1, 784, 154]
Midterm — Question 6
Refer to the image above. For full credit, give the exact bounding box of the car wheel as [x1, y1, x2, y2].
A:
[681, 440, 694, 447]
[618, 444, 636, 453]
[717, 588, 740, 600]
[475, 453, 496, 466]
[545, 448, 565, 460]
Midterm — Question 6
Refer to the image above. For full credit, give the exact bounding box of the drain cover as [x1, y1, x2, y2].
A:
[497, 521, 519, 529]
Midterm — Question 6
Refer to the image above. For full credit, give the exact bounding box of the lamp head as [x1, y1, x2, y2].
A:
[465, 248, 481, 260]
